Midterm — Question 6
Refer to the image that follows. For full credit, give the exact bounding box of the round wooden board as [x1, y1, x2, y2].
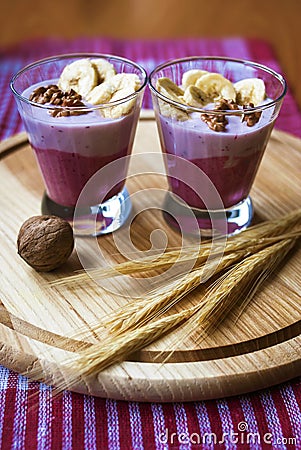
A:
[0, 115, 301, 402]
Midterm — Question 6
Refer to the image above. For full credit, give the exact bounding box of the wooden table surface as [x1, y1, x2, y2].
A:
[1, 0, 301, 107]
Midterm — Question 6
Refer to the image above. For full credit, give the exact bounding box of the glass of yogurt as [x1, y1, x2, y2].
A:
[11, 54, 147, 235]
[149, 57, 287, 236]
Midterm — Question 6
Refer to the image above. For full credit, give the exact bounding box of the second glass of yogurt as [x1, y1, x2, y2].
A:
[11, 54, 147, 235]
[149, 57, 286, 236]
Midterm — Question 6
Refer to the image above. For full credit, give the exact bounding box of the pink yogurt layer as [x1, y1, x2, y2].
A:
[33, 145, 128, 206]
[159, 109, 274, 210]
[21, 81, 138, 207]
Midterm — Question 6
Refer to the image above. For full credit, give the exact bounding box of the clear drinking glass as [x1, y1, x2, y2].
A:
[149, 57, 287, 235]
[10, 54, 147, 235]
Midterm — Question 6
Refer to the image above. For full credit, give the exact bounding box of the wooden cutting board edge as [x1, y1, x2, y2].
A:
[0, 119, 301, 401]
[0, 322, 300, 402]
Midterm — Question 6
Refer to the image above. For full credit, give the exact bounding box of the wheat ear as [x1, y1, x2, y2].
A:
[49, 209, 301, 288]
[54, 237, 297, 390]
[100, 233, 299, 334]
[52, 306, 197, 391]
[28, 230, 299, 392]
[181, 237, 298, 345]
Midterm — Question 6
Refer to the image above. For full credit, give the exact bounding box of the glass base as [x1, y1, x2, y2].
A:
[41, 187, 132, 236]
[163, 192, 253, 237]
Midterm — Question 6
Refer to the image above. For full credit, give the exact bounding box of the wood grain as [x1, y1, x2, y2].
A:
[0, 120, 300, 401]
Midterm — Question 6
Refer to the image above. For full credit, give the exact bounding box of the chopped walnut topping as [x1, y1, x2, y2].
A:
[201, 98, 261, 131]
[241, 103, 262, 126]
[29, 85, 87, 117]
[200, 98, 239, 132]
[201, 113, 228, 132]
[214, 98, 239, 111]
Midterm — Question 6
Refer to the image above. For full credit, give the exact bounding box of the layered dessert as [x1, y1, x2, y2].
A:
[21, 58, 142, 207]
[155, 71, 274, 211]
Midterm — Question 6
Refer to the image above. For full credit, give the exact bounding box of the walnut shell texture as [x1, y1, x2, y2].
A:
[17, 215, 74, 272]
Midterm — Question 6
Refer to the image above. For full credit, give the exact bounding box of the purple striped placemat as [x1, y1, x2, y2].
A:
[0, 37, 301, 450]
[1, 37, 301, 140]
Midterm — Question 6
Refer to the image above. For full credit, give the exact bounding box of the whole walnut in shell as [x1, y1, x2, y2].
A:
[17, 215, 74, 272]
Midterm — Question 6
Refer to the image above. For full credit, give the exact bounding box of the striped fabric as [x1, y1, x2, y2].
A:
[1, 37, 301, 141]
[0, 37, 301, 449]
[0, 372, 301, 449]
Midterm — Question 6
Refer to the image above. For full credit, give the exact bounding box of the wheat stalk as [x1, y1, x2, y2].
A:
[77, 307, 194, 375]
[49, 209, 301, 288]
[97, 233, 300, 334]
[29, 212, 301, 392]
[46, 306, 197, 392]
[181, 238, 297, 345]
[50, 235, 298, 391]
[64, 231, 300, 346]
[105, 249, 256, 333]
[156, 235, 299, 363]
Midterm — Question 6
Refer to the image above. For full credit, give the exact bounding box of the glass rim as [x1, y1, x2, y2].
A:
[10, 53, 148, 112]
[149, 56, 287, 115]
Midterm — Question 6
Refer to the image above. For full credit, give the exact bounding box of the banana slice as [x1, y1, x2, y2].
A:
[87, 73, 141, 106]
[103, 88, 136, 119]
[58, 59, 98, 97]
[234, 78, 266, 106]
[86, 80, 116, 105]
[158, 100, 189, 121]
[182, 69, 208, 89]
[110, 73, 141, 91]
[156, 78, 185, 103]
[91, 59, 116, 83]
[183, 85, 208, 107]
[195, 73, 236, 102]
